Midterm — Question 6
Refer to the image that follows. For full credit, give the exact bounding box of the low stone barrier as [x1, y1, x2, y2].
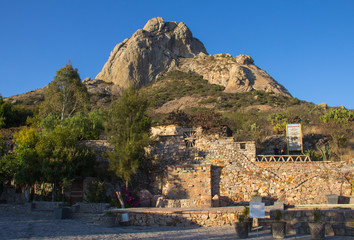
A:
[114, 208, 241, 227]
[31, 201, 64, 211]
[280, 209, 354, 236]
[112, 206, 354, 236]
[72, 202, 110, 213]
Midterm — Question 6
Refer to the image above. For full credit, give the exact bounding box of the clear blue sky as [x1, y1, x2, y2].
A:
[1, 0, 353, 109]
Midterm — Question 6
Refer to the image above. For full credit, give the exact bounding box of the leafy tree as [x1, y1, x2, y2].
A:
[0, 132, 4, 156]
[36, 125, 96, 201]
[0, 95, 32, 128]
[0, 154, 21, 193]
[39, 64, 89, 122]
[12, 128, 42, 186]
[36, 109, 104, 140]
[0, 97, 10, 128]
[2, 126, 96, 201]
[64, 109, 105, 140]
[106, 86, 151, 188]
[0, 128, 41, 196]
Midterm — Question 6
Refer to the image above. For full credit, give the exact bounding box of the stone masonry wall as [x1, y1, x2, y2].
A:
[163, 164, 211, 207]
[217, 161, 352, 205]
[151, 125, 352, 206]
[112, 208, 354, 236]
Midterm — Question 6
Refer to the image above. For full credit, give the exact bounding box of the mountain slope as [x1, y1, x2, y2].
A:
[94, 17, 290, 96]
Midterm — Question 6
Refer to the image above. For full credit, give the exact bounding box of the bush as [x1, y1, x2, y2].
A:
[85, 180, 109, 203]
[141, 71, 224, 107]
[111, 187, 139, 208]
[321, 109, 354, 124]
[237, 207, 250, 222]
[166, 110, 190, 126]
[0, 96, 32, 128]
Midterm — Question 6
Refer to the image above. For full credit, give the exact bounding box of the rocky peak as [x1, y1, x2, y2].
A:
[95, 17, 207, 89]
[93, 17, 291, 97]
[235, 54, 254, 65]
[143, 17, 166, 32]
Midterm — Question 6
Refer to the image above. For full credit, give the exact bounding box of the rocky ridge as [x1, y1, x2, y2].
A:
[94, 17, 291, 97]
[176, 53, 291, 96]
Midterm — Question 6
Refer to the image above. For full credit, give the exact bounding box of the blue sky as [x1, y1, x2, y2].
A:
[1, 0, 353, 109]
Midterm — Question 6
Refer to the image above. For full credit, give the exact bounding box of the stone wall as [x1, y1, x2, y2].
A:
[163, 164, 211, 207]
[279, 209, 354, 236]
[212, 161, 352, 205]
[150, 125, 353, 206]
[112, 208, 354, 236]
[115, 208, 241, 227]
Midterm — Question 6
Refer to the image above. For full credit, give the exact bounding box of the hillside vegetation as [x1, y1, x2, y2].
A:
[1, 70, 353, 162]
[140, 71, 353, 161]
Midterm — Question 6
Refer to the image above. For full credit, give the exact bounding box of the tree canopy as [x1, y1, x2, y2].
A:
[106, 86, 151, 187]
[3, 126, 96, 201]
[0, 95, 32, 128]
[39, 64, 89, 122]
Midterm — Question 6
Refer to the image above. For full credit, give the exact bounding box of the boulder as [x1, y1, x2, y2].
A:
[137, 189, 153, 207]
[235, 54, 254, 65]
[318, 103, 327, 109]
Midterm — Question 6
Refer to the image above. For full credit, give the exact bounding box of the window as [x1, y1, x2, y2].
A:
[240, 143, 246, 150]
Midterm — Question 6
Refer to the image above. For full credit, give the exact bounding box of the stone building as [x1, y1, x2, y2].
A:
[150, 125, 352, 207]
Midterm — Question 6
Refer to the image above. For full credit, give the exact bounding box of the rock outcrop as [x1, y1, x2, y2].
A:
[176, 53, 291, 96]
[95, 17, 207, 89]
[94, 17, 291, 96]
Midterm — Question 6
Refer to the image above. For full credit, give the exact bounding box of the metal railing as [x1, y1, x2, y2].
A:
[256, 155, 311, 162]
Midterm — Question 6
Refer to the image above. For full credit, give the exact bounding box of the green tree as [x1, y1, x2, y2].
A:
[2, 126, 96, 201]
[64, 109, 105, 140]
[0, 95, 33, 129]
[13, 128, 42, 186]
[0, 154, 20, 185]
[0, 128, 41, 197]
[0, 132, 4, 156]
[0, 96, 10, 128]
[36, 125, 96, 201]
[39, 64, 89, 122]
[106, 86, 151, 188]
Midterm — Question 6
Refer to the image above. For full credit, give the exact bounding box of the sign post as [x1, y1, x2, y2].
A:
[286, 123, 303, 154]
[250, 202, 265, 237]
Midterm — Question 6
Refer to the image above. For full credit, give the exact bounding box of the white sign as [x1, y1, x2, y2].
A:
[249, 202, 265, 218]
[286, 123, 302, 151]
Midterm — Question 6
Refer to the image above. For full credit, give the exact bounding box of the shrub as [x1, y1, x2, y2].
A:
[166, 110, 190, 126]
[304, 149, 321, 161]
[274, 210, 282, 222]
[117, 186, 139, 208]
[85, 180, 109, 203]
[237, 207, 249, 222]
[141, 71, 224, 107]
[0, 97, 32, 128]
[321, 109, 354, 124]
[273, 122, 288, 134]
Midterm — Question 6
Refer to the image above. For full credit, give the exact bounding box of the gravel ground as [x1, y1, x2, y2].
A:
[0, 210, 353, 240]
